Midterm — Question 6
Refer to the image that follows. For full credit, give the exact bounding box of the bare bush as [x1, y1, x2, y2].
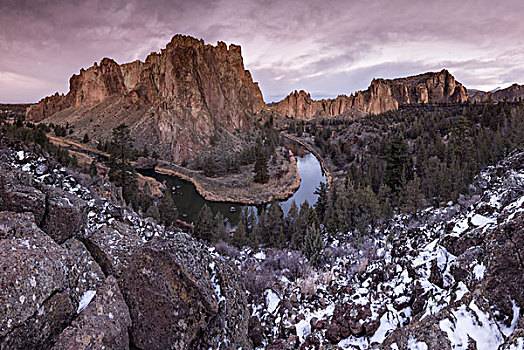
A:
[215, 241, 240, 259]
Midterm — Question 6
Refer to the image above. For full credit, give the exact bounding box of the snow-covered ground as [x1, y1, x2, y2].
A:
[216, 150, 524, 349]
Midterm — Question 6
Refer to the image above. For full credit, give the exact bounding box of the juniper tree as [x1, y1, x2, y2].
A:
[194, 204, 214, 241]
[302, 224, 324, 266]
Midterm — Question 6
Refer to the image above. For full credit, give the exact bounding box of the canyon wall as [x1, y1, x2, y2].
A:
[273, 69, 468, 120]
[26, 35, 265, 163]
[470, 83, 524, 103]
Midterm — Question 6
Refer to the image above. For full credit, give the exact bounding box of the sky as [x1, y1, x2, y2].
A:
[1, 0, 523, 103]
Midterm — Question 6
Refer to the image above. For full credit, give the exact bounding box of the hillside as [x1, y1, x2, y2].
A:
[25, 35, 265, 164]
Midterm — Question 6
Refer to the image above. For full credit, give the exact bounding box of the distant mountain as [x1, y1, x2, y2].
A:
[26, 35, 265, 163]
[272, 69, 468, 120]
[470, 83, 524, 103]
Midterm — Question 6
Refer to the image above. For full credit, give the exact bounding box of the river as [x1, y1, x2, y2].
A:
[140, 150, 327, 228]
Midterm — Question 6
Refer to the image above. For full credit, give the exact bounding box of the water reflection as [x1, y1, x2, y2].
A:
[139, 150, 326, 228]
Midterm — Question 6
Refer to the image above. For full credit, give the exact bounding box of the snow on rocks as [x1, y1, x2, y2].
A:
[76, 290, 96, 314]
[220, 150, 524, 349]
[439, 300, 505, 350]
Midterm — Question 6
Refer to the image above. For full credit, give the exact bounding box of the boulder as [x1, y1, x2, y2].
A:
[61, 238, 105, 306]
[82, 221, 143, 277]
[0, 211, 74, 349]
[41, 187, 88, 243]
[120, 233, 251, 350]
[52, 276, 131, 350]
[0, 184, 46, 225]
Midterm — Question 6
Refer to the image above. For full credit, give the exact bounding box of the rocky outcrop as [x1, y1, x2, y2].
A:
[274, 69, 468, 119]
[0, 130, 254, 349]
[41, 187, 88, 244]
[52, 276, 131, 350]
[120, 234, 251, 350]
[26, 35, 265, 164]
[470, 83, 524, 103]
[0, 211, 74, 349]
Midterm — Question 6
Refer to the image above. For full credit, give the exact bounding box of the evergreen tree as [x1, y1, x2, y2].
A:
[158, 190, 178, 227]
[384, 134, 412, 191]
[88, 160, 98, 177]
[108, 124, 139, 208]
[266, 200, 284, 244]
[82, 133, 90, 143]
[145, 204, 161, 222]
[400, 173, 424, 214]
[254, 139, 269, 184]
[212, 212, 229, 243]
[301, 224, 324, 266]
[314, 182, 328, 222]
[194, 205, 214, 241]
[232, 220, 249, 248]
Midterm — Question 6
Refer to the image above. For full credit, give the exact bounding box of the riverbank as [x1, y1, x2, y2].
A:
[280, 132, 333, 188]
[156, 147, 301, 205]
[47, 135, 301, 205]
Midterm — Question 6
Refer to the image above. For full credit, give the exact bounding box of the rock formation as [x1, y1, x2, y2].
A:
[470, 83, 524, 103]
[274, 69, 468, 119]
[0, 132, 252, 349]
[26, 35, 265, 163]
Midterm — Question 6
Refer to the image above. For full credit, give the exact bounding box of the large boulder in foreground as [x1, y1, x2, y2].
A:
[41, 187, 88, 244]
[52, 276, 131, 350]
[0, 211, 74, 349]
[120, 234, 251, 350]
[0, 184, 46, 225]
[82, 221, 143, 277]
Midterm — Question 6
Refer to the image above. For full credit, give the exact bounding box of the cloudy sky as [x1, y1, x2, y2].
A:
[1, 0, 523, 103]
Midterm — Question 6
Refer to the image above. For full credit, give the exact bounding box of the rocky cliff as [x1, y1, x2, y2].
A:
[26, 35, 265, 163]
[470, 83, 524, 103]
[0, 130, 252, 349]
[274, 69, 468, 119]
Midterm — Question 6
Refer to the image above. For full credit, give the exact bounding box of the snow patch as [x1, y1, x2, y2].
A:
[439, 301, 504, 350]
[473, 263, 486, 280]
[407, 337, 428, 350]
[265, 289, 280, 314]
[77, 290, 96, 314]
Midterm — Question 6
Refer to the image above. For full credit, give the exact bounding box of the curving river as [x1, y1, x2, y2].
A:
[141, 149, 327, 228]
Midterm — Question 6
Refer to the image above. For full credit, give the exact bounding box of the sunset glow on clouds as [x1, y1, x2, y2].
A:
[1, 0, 523, 102]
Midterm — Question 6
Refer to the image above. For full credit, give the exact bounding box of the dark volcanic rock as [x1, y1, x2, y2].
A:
[2, 291, 74, 350]
[0, 211, 74, 349]
[484, 212, 524, 325]
[82, 221, 143, 277]
[61, 238, 105, 307]
[52, 276, 131, 350]
[248, 315, 264, 347]
[120, 233, 251, 350]
[41, 187, 88, 243]
[0, 184, 46, 225]
[326, 302, 382, 343]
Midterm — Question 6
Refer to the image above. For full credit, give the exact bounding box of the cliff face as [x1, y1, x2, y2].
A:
[274, 69, 468, 119]
[470, 83, 524, 103]
[26, 35, 265, 163]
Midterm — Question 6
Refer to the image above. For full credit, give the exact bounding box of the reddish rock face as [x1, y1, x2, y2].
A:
[274, 69, 468, 119]
[26, 35, 265, 163]
[470, 83, 524, 103]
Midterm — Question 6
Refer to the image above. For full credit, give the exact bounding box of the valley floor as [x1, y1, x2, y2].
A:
[48, 134, 302, 205]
